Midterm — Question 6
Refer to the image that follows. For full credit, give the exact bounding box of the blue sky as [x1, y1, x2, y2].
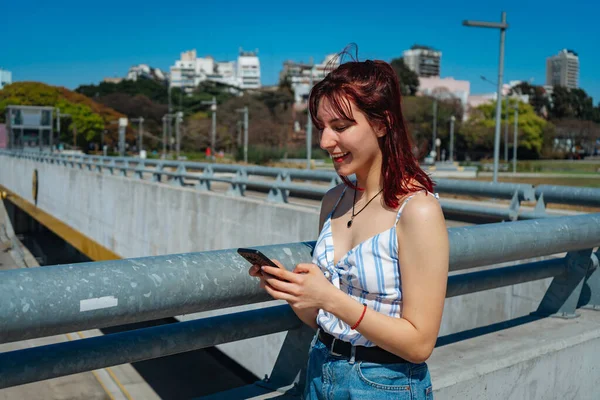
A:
[2, 0, 599, 103]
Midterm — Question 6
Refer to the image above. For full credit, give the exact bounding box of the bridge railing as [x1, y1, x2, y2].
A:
[0, 214, 598, 392]
[2, 150, 600, 221]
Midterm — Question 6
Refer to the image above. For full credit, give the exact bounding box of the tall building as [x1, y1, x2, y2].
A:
[169, 48, 261, 92]
[403, 45, 441, 78]
[280, 54, 339, 104]
[0, 68, 12, 90]
[546, 49, 579, 89]
[237, 48, 261, 90]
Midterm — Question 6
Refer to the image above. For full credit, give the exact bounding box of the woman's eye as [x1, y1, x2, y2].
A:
[334, 126, 348, 132]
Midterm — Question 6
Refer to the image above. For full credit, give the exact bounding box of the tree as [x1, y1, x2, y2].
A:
[460, 101, 549, 159]
[0, 82, 128, 149]
[549, 86, 595, 120]
[403, 95, 463, 157]
[390, 58, 419, 96]
[510, 82, 550, 117]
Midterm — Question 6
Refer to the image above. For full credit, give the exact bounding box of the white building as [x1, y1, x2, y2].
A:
[169, 48, 261, 92]
[0, 68, 12, 90]
[237, 49, 261, 89]
[418, 76, 470, 113]
[403, 45, 441, 78]
[546, 49, 579, 89]
[280, 54, 339, 104]
[126, 64, 167, 82]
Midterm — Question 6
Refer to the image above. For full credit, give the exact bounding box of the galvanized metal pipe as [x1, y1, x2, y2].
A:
[448, 213, 600, 271]
[536, 185, 600, 208]
[447, 257, 566, 297]
[434, 178, 535, 201]
[0, 242, 315, 344]
[0, 305, 301, 389]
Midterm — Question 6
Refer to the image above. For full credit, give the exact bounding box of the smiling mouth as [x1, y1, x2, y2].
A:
[330, 152, 350, 163]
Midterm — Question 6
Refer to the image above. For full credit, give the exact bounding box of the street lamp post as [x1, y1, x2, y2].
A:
[463, 12, 509, 183]
[201, 97, 217, 161]
[449, 115, 456, 162]
[306, 64, 315, 169]
[175, 112, 183, 159]
[161, 115, 168, 157]
[236, 106, 249, 163]
[131, 117, 144, 154]
[513, 107, 519, 174]
[432, 99, 438, 159]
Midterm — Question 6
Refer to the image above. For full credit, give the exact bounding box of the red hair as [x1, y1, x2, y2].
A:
[309, 59, 434, 209]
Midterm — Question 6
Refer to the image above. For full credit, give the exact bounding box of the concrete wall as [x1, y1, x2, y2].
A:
[431, 309, 600, 400]
[0, 155, 561, 381]
[0, 156, 320, 257]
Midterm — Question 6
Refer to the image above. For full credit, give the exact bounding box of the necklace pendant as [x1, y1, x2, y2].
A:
[347, 219, 353, 228]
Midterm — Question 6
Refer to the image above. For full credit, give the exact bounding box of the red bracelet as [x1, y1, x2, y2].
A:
[351, 304, 367, 330]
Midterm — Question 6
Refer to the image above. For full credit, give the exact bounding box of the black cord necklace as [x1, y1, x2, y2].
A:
[347, 188, 384, 228]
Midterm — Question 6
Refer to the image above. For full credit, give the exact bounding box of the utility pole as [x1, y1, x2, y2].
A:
[504, 95, 509, 162]
[201, 97, 217, 160]
[513, 107, 519, 174]
[432, 99, 438, 159]
[162, 115, 168, 157]
[168, 85, 173, 156]
[175, 112, 183, 159]
[463, 11, 508, 183]
[236, 106, 249, 163]
[131, 117, 144, 154]
[449, 115, 456, 163]
[306, 64, 315, 169]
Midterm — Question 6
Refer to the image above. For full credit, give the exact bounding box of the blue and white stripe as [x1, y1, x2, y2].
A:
[313, 189, 439, 347]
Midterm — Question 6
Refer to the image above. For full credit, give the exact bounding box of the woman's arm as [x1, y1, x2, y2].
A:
[249, 184, 344, 331]
[261, 192, 449, 363]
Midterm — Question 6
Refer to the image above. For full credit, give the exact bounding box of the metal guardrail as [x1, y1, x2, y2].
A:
[0, 214, 598, 390]
[4, 150, 598, 222]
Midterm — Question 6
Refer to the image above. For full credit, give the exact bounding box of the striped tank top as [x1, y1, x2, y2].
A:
[313, 186, 439, 347]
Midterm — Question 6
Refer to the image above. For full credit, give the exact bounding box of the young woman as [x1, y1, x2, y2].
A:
[249, 58, 449, 399]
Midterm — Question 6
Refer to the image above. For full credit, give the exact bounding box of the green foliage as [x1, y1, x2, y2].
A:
[460, 100, 548, 159]
[549, 86, 595, 120]
[0, 82, 126, 148]
[76, 79, 169, 104]
[390, 58, 419, 96]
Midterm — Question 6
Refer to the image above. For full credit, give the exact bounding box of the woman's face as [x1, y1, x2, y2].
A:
[317, 97, 385, 177]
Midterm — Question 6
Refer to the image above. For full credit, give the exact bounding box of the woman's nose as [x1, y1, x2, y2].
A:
[319, 128, 337, 150]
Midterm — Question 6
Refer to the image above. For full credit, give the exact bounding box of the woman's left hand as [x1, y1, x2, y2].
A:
[261, 263, 335, 310]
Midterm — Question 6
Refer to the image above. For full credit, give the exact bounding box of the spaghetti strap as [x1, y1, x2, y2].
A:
[394, 191, 440, 225]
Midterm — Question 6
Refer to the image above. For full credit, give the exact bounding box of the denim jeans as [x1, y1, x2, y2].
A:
[303, 338, 433, 400]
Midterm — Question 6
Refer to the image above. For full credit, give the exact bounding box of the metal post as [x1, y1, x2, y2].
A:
[138, 117, 144, 153]
[306, 65, 314, 169]
[513, 107, 518, 174]
[212, 98, 217, 156]
[243, 106, 249, 164]
[492, 12, 507, 183]
[162, 115, 167, 157]
[168, 86, 172, 155]
[449, 115, 455, 162]
[463, 12, 508, 183]
[175, 112, 182, 159]
[432, 99, 438, 156]
[72, 125, 77, 150]
[504, 95, 509, 163]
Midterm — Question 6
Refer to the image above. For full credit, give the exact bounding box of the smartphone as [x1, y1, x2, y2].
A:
[237, 248, 280, 268]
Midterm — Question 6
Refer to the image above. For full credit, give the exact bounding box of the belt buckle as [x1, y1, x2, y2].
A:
[329, 338, 343, 357]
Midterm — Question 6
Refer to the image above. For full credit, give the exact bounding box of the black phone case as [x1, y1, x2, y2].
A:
[237, 248, 279, 268]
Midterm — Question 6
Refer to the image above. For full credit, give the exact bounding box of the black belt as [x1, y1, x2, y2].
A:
[318, 330, 408, 364]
